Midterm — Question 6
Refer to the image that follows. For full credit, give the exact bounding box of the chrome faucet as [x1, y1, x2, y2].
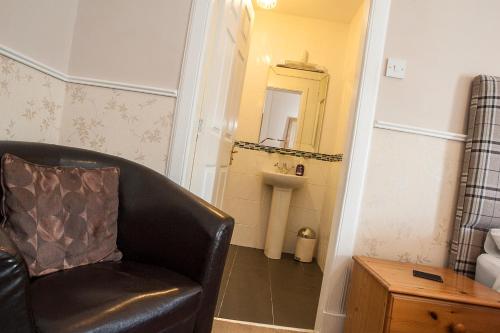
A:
[274, 162, 295, 174]
[259, 137, 288, 145]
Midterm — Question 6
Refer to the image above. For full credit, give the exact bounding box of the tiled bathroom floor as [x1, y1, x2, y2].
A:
[215, 245, 323, 329]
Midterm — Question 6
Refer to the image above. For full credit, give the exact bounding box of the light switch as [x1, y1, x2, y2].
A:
[385, 57, 407, 79]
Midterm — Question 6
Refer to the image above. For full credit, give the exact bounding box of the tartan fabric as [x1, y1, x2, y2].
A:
[449, 75, 500, 277]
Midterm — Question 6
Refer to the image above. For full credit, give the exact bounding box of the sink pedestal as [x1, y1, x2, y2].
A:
[264, 187, 293, 259]
[261, 170, 307, 260]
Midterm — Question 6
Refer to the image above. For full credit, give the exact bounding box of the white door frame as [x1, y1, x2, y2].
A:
[167, 0, 213, 187]
[168, 0, 392, 331]
[314, 0, 391, 331]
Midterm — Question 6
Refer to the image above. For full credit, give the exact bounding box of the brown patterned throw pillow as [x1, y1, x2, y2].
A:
[0, 153, 122, 276]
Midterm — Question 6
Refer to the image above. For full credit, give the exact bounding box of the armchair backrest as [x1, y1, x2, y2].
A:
[0, 141, 221, 280]
[0, 141, 234, 333]
[0, 141, 151, 242]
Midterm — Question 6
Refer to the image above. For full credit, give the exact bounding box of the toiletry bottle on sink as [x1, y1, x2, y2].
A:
[296, 163, 304, 176]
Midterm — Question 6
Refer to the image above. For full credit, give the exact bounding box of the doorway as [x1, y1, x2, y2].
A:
[168, 0, 392, 331]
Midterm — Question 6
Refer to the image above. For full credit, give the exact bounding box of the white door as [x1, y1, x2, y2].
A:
[189, 0, 254, 207]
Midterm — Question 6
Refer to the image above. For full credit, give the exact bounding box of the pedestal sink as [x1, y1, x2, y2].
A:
[262, 170, 308, 259]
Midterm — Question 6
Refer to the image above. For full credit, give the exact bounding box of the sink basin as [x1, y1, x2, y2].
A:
[262, 170, 307, 189]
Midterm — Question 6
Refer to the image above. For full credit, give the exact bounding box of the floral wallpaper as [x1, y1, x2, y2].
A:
[353, 129, 464, 267]
[0, 54, 175, 174]
[0, 54, 65, 143]
[61, 84, 174, 173]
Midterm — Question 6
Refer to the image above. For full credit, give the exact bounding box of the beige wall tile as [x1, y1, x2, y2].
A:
[223, 148, 335, 255]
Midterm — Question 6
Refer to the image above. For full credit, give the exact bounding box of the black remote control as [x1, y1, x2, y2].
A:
[413, 270, 444, 283]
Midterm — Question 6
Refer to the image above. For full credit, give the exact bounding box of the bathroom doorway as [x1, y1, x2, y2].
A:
[212, 0, 370, 329]
[168, 0, 391, 331]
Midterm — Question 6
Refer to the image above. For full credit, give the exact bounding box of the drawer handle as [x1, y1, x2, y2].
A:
[451, 323, 466, 333]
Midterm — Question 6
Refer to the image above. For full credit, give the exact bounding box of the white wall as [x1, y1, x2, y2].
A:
[354, 0, 500, 267]
[0, 0, 79, 72]
[334, 2, 369, 153]
[236, 10, 350, 154]
[69, 0, 191, 89]
[317, 1, 369, 271]
[375, 0, 500, 134]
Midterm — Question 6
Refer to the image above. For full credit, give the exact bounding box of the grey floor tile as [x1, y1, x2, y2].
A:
[216, 245, 238, 315]
[300, 261, 323, 289]
[281, 252, 295, 260]
[226, 244, 237, 261]
[216, 291, 223, 316]
[216, 288, 223, 314]
[269, 256, 322, 329]
[216, 245, 323, 329]
[272, 286, 320, 329]
[234, 246, 268, 269]
[269, 257, 318, 291]
[221, 245, 238, 285]
[219, 264, 273, 324]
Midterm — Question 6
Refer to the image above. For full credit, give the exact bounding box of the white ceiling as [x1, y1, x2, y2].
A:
[252, 0, 365, 23]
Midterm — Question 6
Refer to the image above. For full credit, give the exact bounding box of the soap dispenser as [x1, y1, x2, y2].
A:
[295, 159, 305, 176]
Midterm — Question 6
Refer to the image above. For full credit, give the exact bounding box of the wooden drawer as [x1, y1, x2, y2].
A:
[387, 294, 500, 333]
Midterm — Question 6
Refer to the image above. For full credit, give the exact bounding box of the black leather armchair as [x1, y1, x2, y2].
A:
[0, 141, 234, 333]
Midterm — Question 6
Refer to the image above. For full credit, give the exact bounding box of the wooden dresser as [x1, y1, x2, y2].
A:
[344, 256, 500, 333]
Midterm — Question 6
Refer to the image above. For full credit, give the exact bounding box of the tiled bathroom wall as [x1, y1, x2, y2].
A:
[222, 147, 339, 260]
[317, 162, 342, 271]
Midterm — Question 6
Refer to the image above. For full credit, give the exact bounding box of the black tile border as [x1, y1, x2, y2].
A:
[234, 141, 342, 162]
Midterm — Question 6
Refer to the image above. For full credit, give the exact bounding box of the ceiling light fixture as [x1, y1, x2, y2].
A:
[257, 0, 277, 10]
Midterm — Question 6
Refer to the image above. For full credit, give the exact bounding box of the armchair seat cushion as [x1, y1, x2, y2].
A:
[30, 261, 202, 333]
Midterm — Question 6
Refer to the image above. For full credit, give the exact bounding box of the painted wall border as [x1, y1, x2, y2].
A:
[374, 120, 467, 142]
[0, 44, 177, 98]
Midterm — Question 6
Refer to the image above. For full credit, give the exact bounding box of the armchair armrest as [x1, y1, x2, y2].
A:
[0, 228, 35, 333]
[116, 166, 234, 333]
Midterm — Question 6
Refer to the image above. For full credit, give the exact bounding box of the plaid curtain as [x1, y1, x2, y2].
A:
[449, 75, 500, 278]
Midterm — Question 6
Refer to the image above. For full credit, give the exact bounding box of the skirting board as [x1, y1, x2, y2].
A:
[0, 44, 177, 98]
[374, 120, 467, 142]
[214, 317, 315, 332]
[318, 311, 345, 333]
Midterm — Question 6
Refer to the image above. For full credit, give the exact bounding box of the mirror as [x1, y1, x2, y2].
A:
[259, 88, 301, 149]
[258, 66, 329, 152]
